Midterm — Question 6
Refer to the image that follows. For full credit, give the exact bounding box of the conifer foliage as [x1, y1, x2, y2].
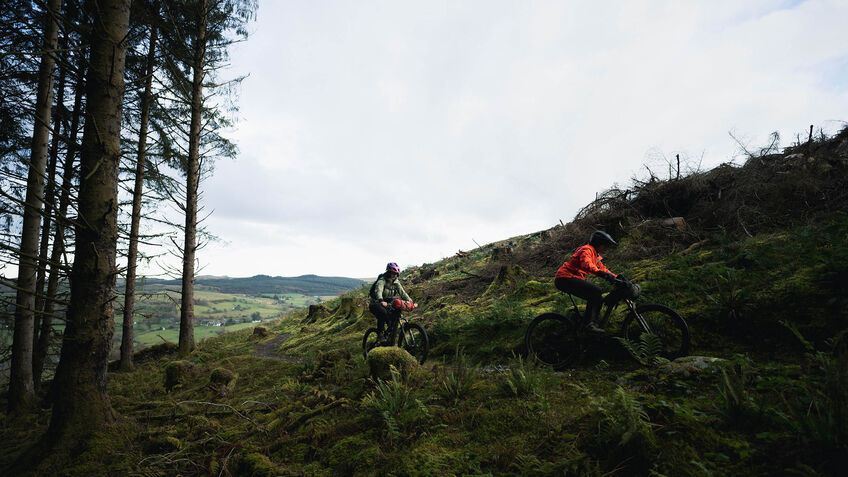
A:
[0, 0, 256, 466]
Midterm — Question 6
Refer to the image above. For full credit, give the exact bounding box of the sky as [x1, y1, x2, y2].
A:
[161, 0, 848, 279]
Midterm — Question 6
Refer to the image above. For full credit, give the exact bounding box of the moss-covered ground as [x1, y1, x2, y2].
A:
[1, 211, 845, 475]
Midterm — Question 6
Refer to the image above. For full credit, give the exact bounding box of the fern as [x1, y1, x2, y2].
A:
[438, 346, 479, 404]
[500, 353, 541, 397]
[715, 366, 751, 420]
[361, 367, 429, 441]
[779, 327, 848, 447]
[584, 387, 657, 460]
[616, 334, 668, 367]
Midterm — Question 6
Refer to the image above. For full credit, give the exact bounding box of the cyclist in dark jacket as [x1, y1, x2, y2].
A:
[555, 230, 623, 332]
[369, 262, 412, 342]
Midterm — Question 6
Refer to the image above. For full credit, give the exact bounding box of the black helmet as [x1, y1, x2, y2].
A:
[589, 230, 617, 247]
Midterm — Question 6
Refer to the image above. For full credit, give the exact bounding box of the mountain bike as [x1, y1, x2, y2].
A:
[525, 278, 690, 368]
[362, 306, 429, 364]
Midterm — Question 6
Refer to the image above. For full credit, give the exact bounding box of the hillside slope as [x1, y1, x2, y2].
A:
[124, 274, 366, 296]
[2, 128, 846, 476]
[287, 127, 848, 362]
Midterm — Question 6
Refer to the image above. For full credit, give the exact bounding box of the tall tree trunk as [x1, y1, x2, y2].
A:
[9, 0, 63, 413]
[179, 0, 208, 356]
[33, 62, 86, 392]
[45, 0, 131, 450]
[120, 26, 158, 371]
[33, 41, 68, 360]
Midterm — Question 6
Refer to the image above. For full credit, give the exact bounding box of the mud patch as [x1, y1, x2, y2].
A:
[253, 334, 304, 363]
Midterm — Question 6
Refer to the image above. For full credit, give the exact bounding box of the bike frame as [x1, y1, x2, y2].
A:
[384, 312, 414, 346]
[567, 292, 653, 334]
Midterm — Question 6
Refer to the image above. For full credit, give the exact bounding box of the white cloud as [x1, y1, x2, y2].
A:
[138, 0, 848, 279]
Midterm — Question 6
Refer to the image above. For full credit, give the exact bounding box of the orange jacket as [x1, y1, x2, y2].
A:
[555, 244, 612, 280]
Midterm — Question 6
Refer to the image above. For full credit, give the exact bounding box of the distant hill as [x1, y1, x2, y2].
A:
[125, 274, 366, 296]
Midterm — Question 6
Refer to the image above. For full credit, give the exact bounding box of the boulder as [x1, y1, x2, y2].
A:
[661, 217, 687, 230]
[660, 356, 727, 378]
[367, 347, 419, 380]
[252, 326, 270, 337]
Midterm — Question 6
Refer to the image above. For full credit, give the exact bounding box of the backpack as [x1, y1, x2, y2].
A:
[369, 274, 384, 301]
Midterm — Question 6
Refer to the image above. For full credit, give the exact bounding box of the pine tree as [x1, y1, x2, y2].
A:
[44, 0, 132, 451]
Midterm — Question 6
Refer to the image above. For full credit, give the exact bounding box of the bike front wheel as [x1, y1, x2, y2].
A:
[362, 327, 380, 360]
[622, 304, 690, 359]
[398, 323, 429, 364]
[525, 312, 582, 368]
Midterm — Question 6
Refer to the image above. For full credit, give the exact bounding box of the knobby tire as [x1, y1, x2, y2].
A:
[398, 322, 429, 364]
[362, 327, 380, 360]
[622, 303, 690, 359]
[525, 312, 581, 368]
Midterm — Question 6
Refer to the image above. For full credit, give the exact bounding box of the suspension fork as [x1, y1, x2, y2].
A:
[628, 300, 654, 334]
[397, 317, 414, 347]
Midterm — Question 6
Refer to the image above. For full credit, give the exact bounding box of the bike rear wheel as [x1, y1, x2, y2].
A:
[398, 322, 429, 364]
[525, 312, 582, 368]
[622, 303, 690, 359]
[362, 327, 380, 360]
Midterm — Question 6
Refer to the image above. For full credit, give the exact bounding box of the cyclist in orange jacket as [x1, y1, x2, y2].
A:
[555, 230, 623, 332]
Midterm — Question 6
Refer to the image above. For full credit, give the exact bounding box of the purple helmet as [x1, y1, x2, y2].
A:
[386, 262, 401, 274]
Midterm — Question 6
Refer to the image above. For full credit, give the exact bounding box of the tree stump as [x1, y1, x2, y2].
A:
[303, 304, 330, 324]
[315, 348, 353, 376]
[164, 360, 197, 391]
[483, 264, 527, 296]
[491, 246, 512, 261]
[209, 367, 237, 397]
[419, 266, 439, 281]
[333, 297, 364, 320]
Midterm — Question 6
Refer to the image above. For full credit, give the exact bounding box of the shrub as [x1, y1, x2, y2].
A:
[437, 346, 479, 404]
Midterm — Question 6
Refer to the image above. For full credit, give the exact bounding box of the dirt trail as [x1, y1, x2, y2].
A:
[253, 334, 304, 363]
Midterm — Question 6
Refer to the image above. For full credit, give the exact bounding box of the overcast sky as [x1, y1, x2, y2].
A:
[165, 0, 847, 279]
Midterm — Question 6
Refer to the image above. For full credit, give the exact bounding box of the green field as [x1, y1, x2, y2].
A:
[1, 286, 331, 360]
[113, 288, 323, 355]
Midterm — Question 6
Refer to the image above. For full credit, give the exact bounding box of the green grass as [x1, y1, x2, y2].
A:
[109, 289, 314, 352]
[130, 321, 259, 347]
